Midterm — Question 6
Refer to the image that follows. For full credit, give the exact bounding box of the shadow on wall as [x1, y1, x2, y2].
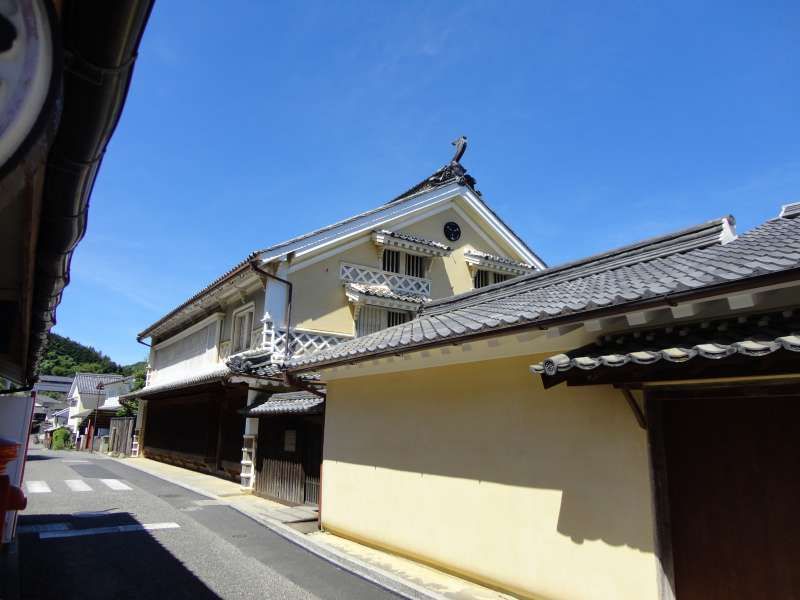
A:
[324, 354, 655, 553]
[16, 512, 220, 599]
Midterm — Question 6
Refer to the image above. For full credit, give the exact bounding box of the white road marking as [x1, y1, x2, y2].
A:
[17, 523, 71, 534]
[39, 522, 180, 540]
[64, 479, 92, 492]
[25, 481, 51, 494]
[62, 460, 89, 464]
[99, 478, 132, 491]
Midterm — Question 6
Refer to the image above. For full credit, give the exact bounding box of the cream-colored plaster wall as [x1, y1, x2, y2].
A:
[290, 204, 525, 333]
[321, 354, 658, 600]
[291, 239, 376, 335]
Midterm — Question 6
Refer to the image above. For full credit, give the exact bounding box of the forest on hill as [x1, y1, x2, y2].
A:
[38, 333, 146, 390]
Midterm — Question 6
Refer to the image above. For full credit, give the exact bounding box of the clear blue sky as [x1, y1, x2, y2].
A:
[54, 1, 800, 365]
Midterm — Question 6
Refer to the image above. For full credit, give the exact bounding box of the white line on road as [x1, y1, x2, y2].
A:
[39, 522, 180, 540]
[99, 478, 132, 491]
[62, 460, 89, 464]
[17, 523, 71, 534]
[25, 481, 52, 494]
[64, 479, 92, 492]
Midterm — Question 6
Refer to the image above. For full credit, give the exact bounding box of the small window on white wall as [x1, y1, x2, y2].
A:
[232, 308, 254, 353]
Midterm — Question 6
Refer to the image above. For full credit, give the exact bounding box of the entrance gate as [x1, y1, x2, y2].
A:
[254, 415, 322, 506]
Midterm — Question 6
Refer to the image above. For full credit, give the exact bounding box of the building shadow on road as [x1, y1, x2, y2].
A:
[17, 512, 220, 599]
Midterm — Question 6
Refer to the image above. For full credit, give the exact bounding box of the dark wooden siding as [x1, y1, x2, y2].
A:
[255, 415, 322, 506]
[143, 383, 246, 480]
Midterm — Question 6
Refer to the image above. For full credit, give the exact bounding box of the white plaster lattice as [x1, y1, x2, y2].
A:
[263, 327, 351, 359]
[340, 262, 431, 296]
[294, 330, 352, 356]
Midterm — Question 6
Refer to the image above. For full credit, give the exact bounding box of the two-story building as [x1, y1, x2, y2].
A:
[126, 143, 545, 505]
[66, 373, 133, 449]
[281, 203, 800, 599]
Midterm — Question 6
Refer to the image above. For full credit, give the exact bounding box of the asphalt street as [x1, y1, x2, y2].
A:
[16, 448, 398, 600]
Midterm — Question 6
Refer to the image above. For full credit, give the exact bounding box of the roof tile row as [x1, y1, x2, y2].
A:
[288, 212, 800, 370]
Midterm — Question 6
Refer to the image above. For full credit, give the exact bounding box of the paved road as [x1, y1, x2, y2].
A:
[17, 448, 398, 600]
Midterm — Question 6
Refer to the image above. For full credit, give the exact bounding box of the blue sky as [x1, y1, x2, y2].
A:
[54, 1, 800, 364]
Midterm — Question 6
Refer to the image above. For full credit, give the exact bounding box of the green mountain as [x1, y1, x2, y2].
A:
[39, 333, 123, 376]
[38, 333, 147, 391]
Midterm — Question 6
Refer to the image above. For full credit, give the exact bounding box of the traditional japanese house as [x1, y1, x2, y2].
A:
[66, 373, 133, 450]
[283, 203, 800, 599]
[126, 141, 544, 505]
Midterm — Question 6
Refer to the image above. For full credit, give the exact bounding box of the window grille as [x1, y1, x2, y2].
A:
[357, 306, 385, 337]
[493, 273, 511, 284]
[382, 249, 401, 273]
[473, 270, 490, 288]
[405, 254, 425, 278]
[387, 311, 409, 327]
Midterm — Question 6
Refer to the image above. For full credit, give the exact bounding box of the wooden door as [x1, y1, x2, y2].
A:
[255, 418, 305, 504]
[662, 392, 800, 600]
[255, 417, 323, 506]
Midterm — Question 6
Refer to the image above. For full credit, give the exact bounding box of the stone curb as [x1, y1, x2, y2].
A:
[108, 456, 446, 600]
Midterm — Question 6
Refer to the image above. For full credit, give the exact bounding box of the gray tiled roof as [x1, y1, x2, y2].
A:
[72, 373, 128, 395]
[345, 283, 428, 304]
[119, 366, 231, 400]
[243, 391, 324, 416]
[374, 229, 451, 251]
[287, 213, 800, 370]
[530, 309, 800, 377]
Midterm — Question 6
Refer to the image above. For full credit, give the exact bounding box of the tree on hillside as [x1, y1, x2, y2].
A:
[38, 333, 124, 376]
[117, 361, 147, 416]
[37, 333, 148, 416]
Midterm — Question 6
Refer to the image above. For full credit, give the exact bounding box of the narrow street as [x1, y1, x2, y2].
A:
[17, 448, 398, 600]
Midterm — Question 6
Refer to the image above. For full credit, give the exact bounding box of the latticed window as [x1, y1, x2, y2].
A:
[493, 273, 511, 284]
[387, 310, 409, 327]
[356, 306, 385, 337]
[232, 309, 253, 353]
[405, 254, 425, 278]
[382, 249, 401, 273]
[357, 307, 410, 336]
[473, 270, 490, 288]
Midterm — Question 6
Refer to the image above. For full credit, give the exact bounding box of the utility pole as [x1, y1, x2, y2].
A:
[90, 382, 105, 453]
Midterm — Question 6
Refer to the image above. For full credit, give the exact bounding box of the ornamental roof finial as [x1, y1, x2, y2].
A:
[450, 135, 467, 164]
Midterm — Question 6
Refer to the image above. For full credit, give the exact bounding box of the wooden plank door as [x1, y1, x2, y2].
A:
[255, 418, 304, 504]
[662, 392, 800, 600]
